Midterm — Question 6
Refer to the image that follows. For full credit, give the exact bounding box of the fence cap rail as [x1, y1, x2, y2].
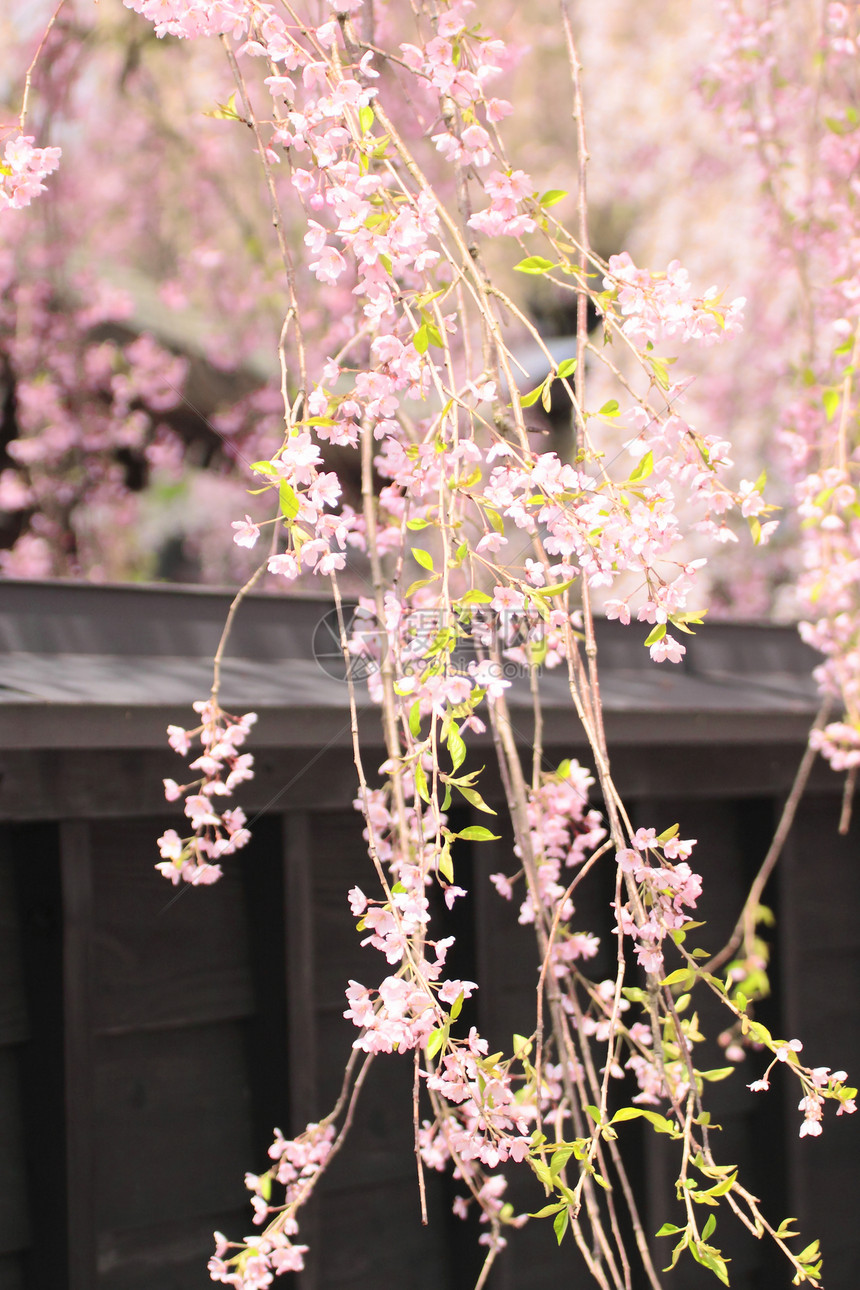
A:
[0, 579, 821, 750]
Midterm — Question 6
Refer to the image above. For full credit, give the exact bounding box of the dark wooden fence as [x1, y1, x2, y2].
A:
[0, 582, 857, 1289]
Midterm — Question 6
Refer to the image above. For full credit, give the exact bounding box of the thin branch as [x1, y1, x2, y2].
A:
[705, 697, 831, 973]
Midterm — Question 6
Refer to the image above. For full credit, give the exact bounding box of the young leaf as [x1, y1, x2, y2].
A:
[447, 727, 467, 772]
[553, 1207, 570, 1245]
[426, 1028, 445, 1059]
[644, 622, 667, 647]
[456, 784, 497, 814]
[514, 255, 556, 274]
[539, 189, 568, 207]
[279, 481, 300, 521]
[414, 762, 431, 804]
[557, 357, 577, 379]
[457, 825, 501, 841]
[530, 1201, 566, 1219]
[629, 451, 654, 483]
[414, 322, 429, 354]
[438, 843, 454, 884]
[411, 547, 435, 572]
[823, 387, 840, 421]
[520, 382, 547, 408]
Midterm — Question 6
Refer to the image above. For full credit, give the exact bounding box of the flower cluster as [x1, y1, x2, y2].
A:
[156, 701, 255, 884]
[207, 1122, 331, 1285]
[747, 1041, 857, 1138]
[615, 828, 701, 976]
[0, 135, 61, 212]
[603, 252, 746, 349]
[705, 1, 860, 767]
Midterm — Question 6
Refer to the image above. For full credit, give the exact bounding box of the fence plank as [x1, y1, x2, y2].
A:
[61, 820, 97, 1290]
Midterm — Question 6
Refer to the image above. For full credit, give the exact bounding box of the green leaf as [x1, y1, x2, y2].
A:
[541, 380, 553, 412]
[629, 451, 654, 483]
[661, 968, 696, 990]
[456, 785, 497, 814]
[598, 399, 620, 417]
[530, 1201, 566, 1219]
[457, 825, 501, 841]
[553, 1207, 570, 1245]
[611, 1107, 678, 1136]
[539, 189, 568, 207]
[557, 357, 577, 379]
[359, 104, 374, 132]
[699, 1067, 736, 1083]
[702, 1215, 717, 1242]
[461, 588, 493, 605]
[519, 382, 546, 408]
[426, 1028, 445, 1059]
[664, 1231, 691, 1272]
[407, 517, 429, 530]
[823, 387, 840, 421]
[775, 1218, 801, 1240]
[644, 622, 667, 647]
[414, 762, 431, 804]
[704, 1172, 737, 1198]
[279, 481, 300, 521]
[409, 700, 422, 738]
[514, 255, 556, 274]
[691, 1243, 730, 1285]
[405, 575, 439, 597]
[657, 822, 680, 843]
[205, 91, 241, 120]
[448, 727, 467, 772]
[655, 1223, 685, 1237]
[414, 323, 429, 354]
[530, 635, 548, 668]
[251, 459, 278, 475]
[533, 577, 577, 598]
[621, 986, 648, 1003]
[411, 547, 435, 572]
[438, 843, 454, 884]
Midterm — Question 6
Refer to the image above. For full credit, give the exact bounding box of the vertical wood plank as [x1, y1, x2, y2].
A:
[780, 795, 860, 1286]
[60, 820, 96, 1290]
[283, 812, 319, 1290]
[285, 812, 318, 1129]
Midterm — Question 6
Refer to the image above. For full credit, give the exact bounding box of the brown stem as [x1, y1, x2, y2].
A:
[705, 697, 831, 973]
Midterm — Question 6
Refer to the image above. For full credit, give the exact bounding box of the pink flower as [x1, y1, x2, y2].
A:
[310, 244, 347, 285]
[649, 634, 686, 664]
[231, 515, 260, 548]
[0, 135, 61, 211]
[157, 829, 184, 861]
